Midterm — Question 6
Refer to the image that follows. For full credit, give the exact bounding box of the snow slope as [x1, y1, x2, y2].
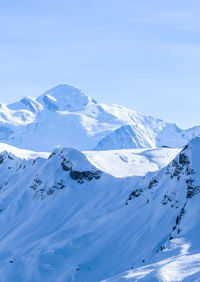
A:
[94, 124, 155, 150]
[0, 143, 49, 159]
[0, 83, 198, 151]
[0, 142, 180, 177]
[95, 123, 200, 151]
[0, 138, 200, 281]
[0, 143, 180, 177]
[105, 244, 200, 281]
[104, 137, 200, 281]
[84, 147, 180, 177]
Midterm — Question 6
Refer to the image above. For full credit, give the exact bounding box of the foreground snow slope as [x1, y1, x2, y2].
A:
[0, 84, 198, 151]
[105, 245, 200, 282]
[105, 137, 200, 281]
[0, 138, 200, 281]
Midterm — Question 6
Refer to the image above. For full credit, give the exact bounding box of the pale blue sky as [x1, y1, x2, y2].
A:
[0, 0, 200, 128]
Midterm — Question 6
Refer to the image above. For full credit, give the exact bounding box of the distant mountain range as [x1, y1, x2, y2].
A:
[0, 83, 199, 151]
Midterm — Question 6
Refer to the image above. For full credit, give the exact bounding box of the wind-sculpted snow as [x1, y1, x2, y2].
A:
[0, 83, 197, 151]
[0, 142, 180, 177]
[84, 147, 180, 177]
[104, 241, 200, 281]
[0, 139, 200, 281]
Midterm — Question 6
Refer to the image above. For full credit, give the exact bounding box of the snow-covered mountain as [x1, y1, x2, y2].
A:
[0, 142, 180, 177]
[0, 138, 200, 281]
[106, 137, 200, 281]
[0, 83, 199, 151]
[95, 123, 200, 151]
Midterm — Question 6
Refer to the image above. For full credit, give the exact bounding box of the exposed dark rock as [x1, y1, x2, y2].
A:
[161, 192, 176, 206]
[187, 186, 200, 199]
[70, 170, 102, 184]
[170, 203, 187, 238]
[178, 153, 190, 166]
[58, 154, 102, 184]
[7, 155, 14, 160]
[0, 154, 5, 165]
[169, 153, 195, 181]
[30, 176, 42, 191]
[0, 152, 15, 165]
[183, 144, 189, 151]
[126, 188, 143, 204]
[160, 245, 166, 251]
[61, 159, 73, 171]
[185, 178, 194, 186]
[53, 180, 65, 189]
[186, 167, 195, 176]
[46, 188, 54, 195]
[48, 152, 56, 159]
[148, 178, 158, 189]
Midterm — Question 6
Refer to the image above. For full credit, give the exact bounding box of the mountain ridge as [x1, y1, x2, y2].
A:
[0, 83, 198, 151]
[0, 138, 199, 281]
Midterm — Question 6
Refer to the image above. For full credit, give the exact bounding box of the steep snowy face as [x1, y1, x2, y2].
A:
[156, 123, 200, 148]
[125, 137, 200, 227]
[95, 122, 200, 151]
[118, 137, 200, 281]
[94, 124, 155, 150]
[0, 139, 200, 281]
[8, 96, 43, 113]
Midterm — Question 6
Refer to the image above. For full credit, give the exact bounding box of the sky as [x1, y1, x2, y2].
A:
[0, 0, 200, 128]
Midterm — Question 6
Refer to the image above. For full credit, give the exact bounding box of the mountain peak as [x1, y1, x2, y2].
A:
[50, 146, 98, 171]
[36, 84, 97, 111]
[43, 84, 83, 97]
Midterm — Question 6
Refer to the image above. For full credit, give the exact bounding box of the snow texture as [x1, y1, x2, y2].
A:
[0, 84, 200, 281]
[0, 138, 199, 281]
